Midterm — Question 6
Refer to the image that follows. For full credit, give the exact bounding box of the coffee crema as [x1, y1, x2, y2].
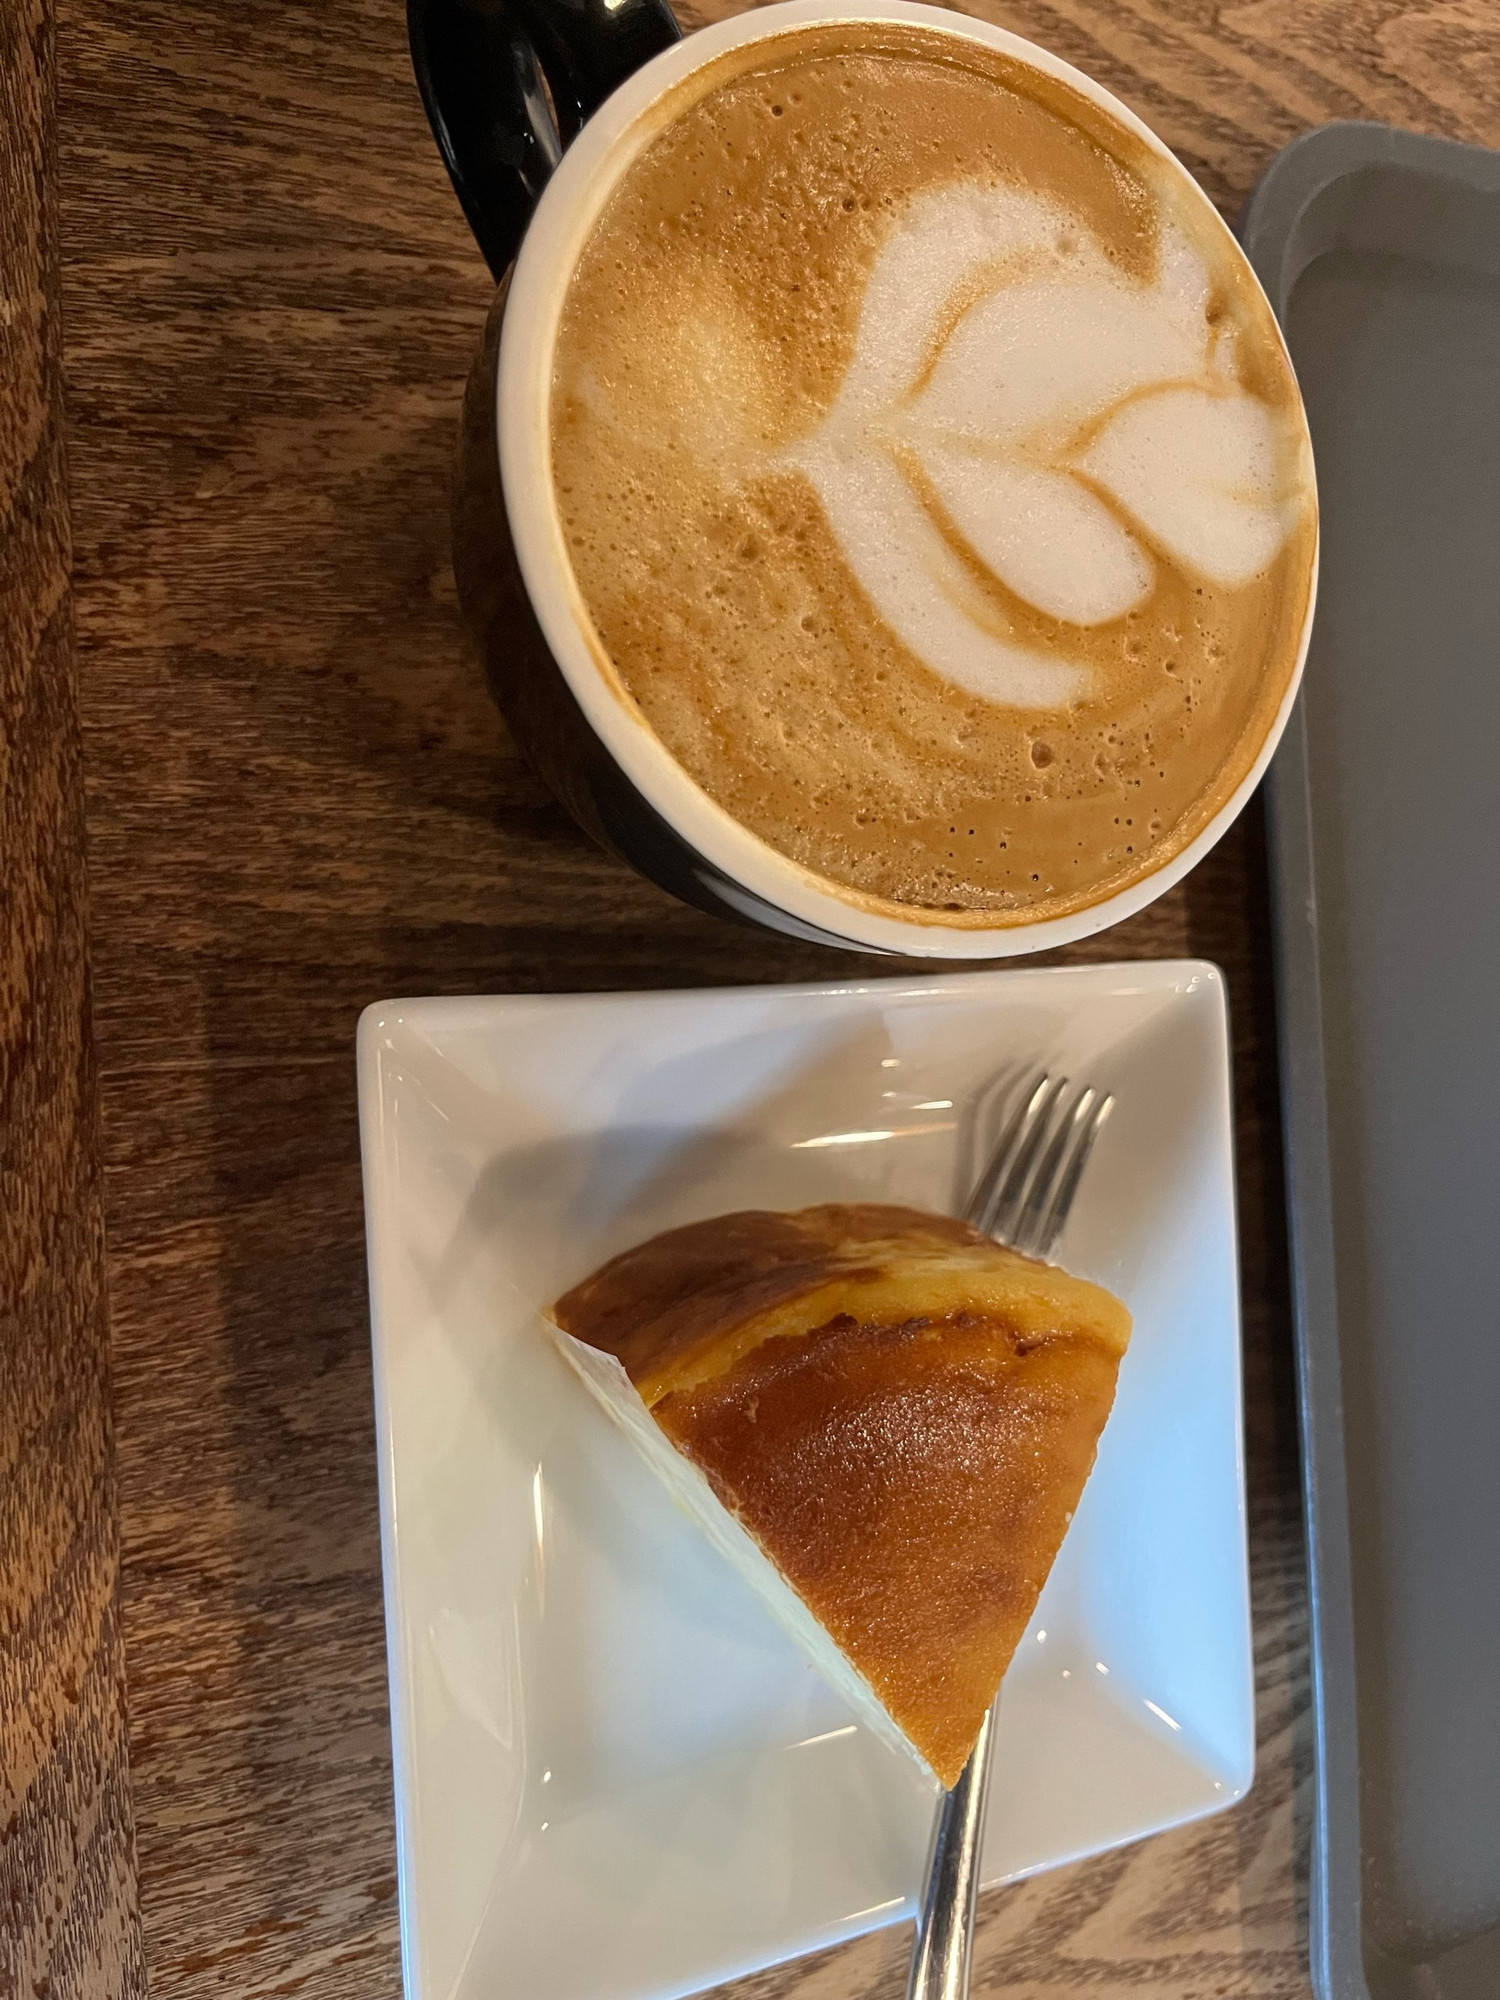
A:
[548, 24, 1316, 923]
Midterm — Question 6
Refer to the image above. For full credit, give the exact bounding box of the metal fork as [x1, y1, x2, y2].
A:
[906, 1072, 1115, 2000]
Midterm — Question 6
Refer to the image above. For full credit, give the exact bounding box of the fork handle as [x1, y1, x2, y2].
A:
[906, 1702, 997, 2000]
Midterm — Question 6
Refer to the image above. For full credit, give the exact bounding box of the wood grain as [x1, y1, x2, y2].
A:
[0, 3, 145, 1996]
[47, 0, 1496, 1995]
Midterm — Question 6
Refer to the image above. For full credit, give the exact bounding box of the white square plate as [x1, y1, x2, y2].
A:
[357, 964, 1253, 2000]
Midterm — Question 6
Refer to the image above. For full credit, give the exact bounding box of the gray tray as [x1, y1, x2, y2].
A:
[1240, 124, 1500, 2000]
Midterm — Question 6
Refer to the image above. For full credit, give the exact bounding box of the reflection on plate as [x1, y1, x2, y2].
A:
[357, 965, 1252, 2000]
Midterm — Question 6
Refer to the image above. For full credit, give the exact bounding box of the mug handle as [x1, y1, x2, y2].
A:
[408, 0, 683, 279]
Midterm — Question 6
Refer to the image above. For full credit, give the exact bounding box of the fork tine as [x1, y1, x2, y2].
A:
[962, 1068, 1047, 1228]
[1040, 1088, 1120, 1256]
[1008, 1086, 1096, 1257]
[962, 1069, 1113, 1261]
[956, 1060, 1033, 1212]
[977, 1073, 1072, 1241]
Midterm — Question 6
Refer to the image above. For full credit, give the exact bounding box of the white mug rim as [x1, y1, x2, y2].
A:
[497, 0, 1318, 957]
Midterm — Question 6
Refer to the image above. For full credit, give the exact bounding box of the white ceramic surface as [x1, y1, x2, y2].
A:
[497, 0, 1318, 957]
[357, 965, 1253, 2000]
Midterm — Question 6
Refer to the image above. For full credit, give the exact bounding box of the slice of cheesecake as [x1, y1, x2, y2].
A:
[548, 1202, 1131, 1788]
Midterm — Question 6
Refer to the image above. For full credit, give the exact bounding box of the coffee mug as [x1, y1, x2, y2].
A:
[418, 0, 1318, 955]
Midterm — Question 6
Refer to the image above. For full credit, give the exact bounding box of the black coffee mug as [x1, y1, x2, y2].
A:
[409, 0, 682, 282]
[412, 0, 1318, 955]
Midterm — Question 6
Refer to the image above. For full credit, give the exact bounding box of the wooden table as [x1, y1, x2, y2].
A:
[3, 1, 1495, 1994]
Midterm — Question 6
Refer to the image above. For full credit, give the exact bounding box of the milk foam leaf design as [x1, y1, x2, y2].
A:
[915, 448, 1153, 625]
[788, 183, 1303, 707]
[797, 434, 1092, 710]
[1075, 386, 1300, 586]
[911, 271, 1209, 455]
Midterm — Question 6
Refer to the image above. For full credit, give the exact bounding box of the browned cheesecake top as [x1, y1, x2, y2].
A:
[552, 1201, 1129, 1403]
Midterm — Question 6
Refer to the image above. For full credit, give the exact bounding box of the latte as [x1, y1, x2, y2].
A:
[549, 23, 1316, 923]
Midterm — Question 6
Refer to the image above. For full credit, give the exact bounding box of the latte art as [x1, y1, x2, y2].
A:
[789, 183, 1305, 708]
[549, 26, 1317, 923]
